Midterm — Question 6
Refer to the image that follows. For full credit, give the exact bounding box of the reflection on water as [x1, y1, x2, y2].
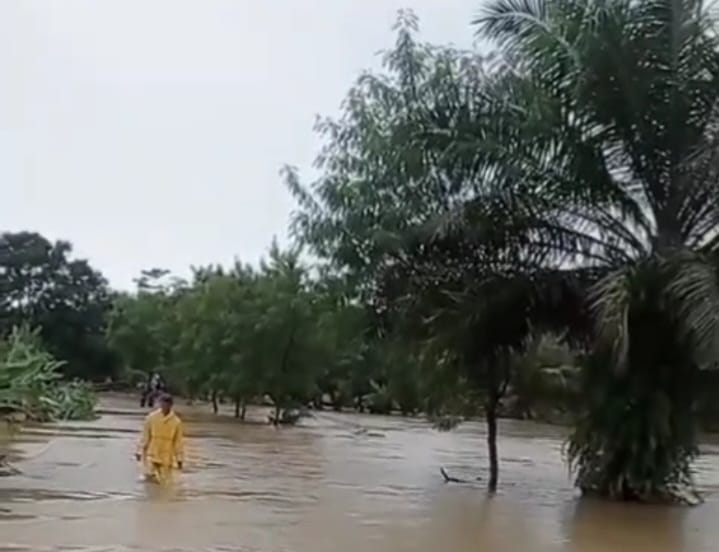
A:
[1, 395, 718, 551]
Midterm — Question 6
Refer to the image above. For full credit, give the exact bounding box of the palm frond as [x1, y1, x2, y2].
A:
[663, 250, 719, 365]
[588, 266, 634, 372]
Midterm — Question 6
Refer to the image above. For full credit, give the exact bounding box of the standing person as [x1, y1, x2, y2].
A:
[135, 393, 184, 484]
[140, 372, 165, 408]
[140, 373, 152, 408]
[150, 372, 162, 392]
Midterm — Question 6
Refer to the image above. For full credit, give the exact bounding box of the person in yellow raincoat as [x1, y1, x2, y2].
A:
[135, 393, 184, 484]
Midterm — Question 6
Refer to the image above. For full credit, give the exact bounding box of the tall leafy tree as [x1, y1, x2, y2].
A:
[0, 231, 115, 380]
[309, 273, 374, 410]
[285, 12, 541, 491]
[172, 263, 263, 415]
[110, 245, 335, 424]
[252, 244, 324, 421]
[107, 269, 187, 387]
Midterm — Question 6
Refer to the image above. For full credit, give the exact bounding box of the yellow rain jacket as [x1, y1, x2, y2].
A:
[137, 409, 184, 470]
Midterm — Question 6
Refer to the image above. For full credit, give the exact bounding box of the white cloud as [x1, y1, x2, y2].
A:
[0, 0, 477, 288]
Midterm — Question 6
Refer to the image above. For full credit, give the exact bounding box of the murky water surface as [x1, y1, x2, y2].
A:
[2, 395, 719, 551]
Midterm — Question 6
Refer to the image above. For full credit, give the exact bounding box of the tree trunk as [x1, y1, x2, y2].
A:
[485, 361, 503, 494]
[240, 400, 247, 421]
[486, 396, 499, 493]
[273, 325, 296, 427]
[332, 390, 343, 412]
[211, 390, 219, 415]
[234, 396, 240, 418]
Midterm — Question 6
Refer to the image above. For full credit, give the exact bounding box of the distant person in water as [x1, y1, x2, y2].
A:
[140, 372, 165, 408]
[136, 393, 184, 484]
[140, 373, 152, 407]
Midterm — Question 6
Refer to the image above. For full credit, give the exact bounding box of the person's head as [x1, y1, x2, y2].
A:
[158, 393, 174, 415]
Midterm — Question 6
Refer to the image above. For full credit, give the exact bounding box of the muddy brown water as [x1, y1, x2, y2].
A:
[2, 395, 719, 551]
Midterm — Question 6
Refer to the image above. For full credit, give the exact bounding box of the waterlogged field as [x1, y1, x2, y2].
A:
[2, 395, 719, 552]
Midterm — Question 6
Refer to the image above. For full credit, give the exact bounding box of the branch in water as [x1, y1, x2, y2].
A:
[0, 455, 21, 476]
[440, 466, 481, 484]
[440, 466, 464, 483]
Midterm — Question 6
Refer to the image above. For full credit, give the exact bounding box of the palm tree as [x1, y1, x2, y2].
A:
[448, 0, 719, 501]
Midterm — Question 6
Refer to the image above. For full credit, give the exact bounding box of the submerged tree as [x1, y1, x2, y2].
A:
[288, 0, 719, 502]
[109, 244, 343, 425]
[107, 271, 185, 388]
[285, 12, 534, 491]
[253, 244, 325, 422]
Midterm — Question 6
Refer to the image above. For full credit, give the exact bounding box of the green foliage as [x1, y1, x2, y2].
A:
[364, 380, 394, 415]
[568, 266, 702, 501]
[506, 334, 580, 421]
[310, 276, 371, 410]
[109, 243, 375, 422]
[0, 232, 116, 381]
[252, 246, 323, 409]
[46, 380, 98, 421]
[107, 270, 186, 387]
[0, 326, 97, 422]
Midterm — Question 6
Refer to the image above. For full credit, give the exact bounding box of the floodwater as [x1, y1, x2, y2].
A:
[2, 396, 719, 552]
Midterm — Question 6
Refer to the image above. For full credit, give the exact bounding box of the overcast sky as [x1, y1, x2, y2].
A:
[0, 1, 477, 289]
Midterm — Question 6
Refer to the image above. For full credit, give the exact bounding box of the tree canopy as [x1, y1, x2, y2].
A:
[0, 231, 115, 380]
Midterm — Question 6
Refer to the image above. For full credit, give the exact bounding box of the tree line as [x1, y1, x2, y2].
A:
[3, 0, 719, 505]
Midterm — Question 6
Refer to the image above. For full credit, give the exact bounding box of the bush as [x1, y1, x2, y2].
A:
[0, 327, 98, 422]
